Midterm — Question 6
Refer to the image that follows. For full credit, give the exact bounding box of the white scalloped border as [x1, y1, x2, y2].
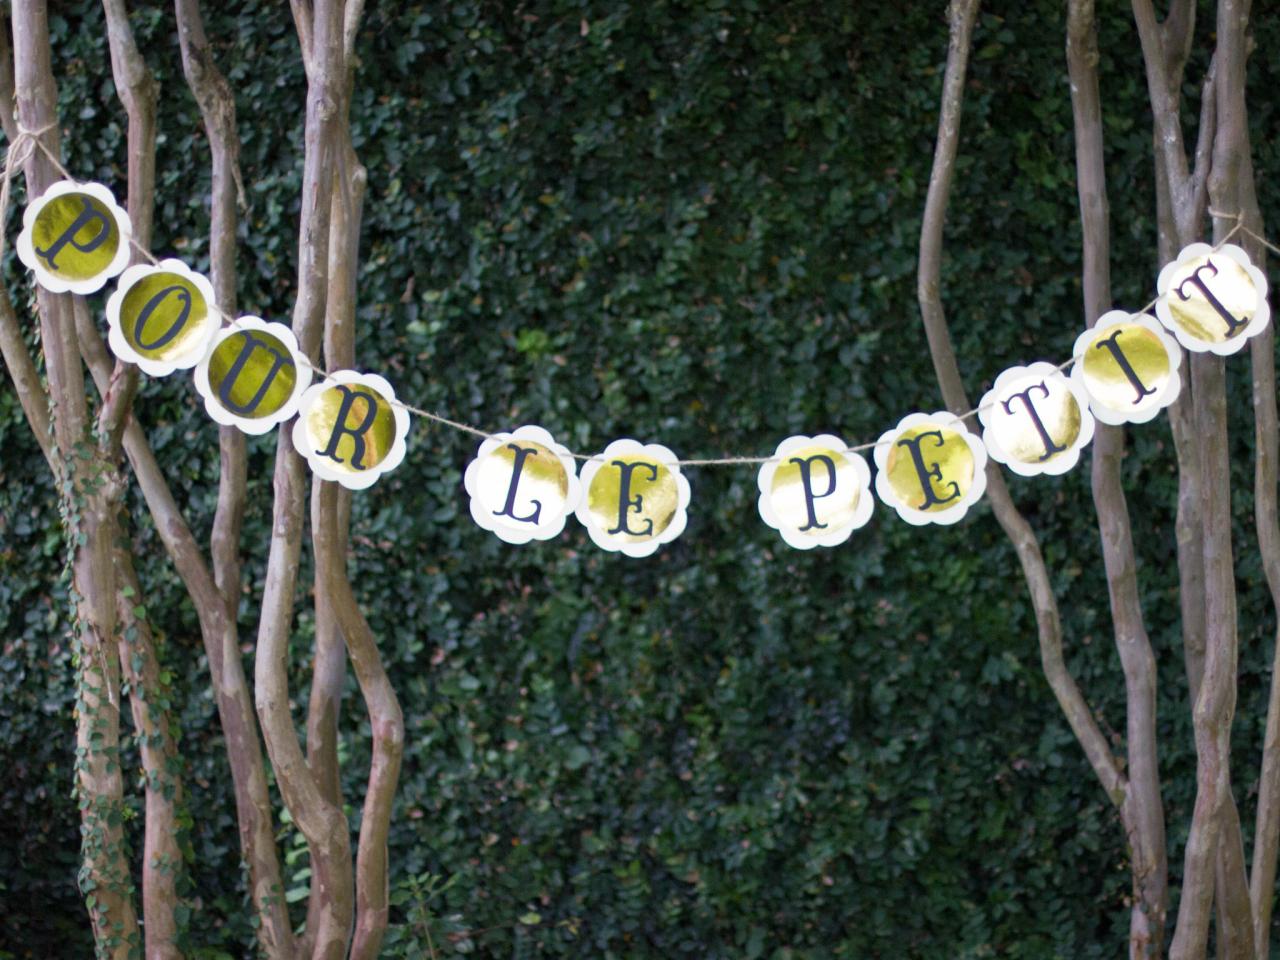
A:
[978, 362, 1095, 477]
[16, 180, 132, 295]
[873, 412, 987, 526]
[1155, 242, 1270, 356]
[756, 434, 873, 550]
[193, 316, 313, 435]
[464, 425, 583, 544]
[1069, 310, 1182, 426]
[292, 370, 410, 490]
[574, 438, 691, 557]
[104, 259, 219, 376]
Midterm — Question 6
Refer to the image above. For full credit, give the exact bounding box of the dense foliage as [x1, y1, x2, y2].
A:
[2, 0, 1280, 956]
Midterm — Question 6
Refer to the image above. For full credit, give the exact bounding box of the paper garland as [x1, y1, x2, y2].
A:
[194, 317, 312, 435]
[106, 259, 219, 376]
[874, 412, 988, 525]
[1070, 311, 1182, 425]
[757, 435, 874, 549]
[292, 371, 410, 490]
[1156, 242, 1269, 356]
[17, 180, 131, 294]
[9, 179, 1277, 551]
[979, 363, 1095, 477]
[576, 439, 690, 557]
[464, 426, 582, 544]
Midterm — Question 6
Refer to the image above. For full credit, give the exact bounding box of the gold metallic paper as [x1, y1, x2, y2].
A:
[303, 385, 397, 474]
[873, 413, 988, 526]
[756, 434, 874, 549]
[1071, 311, 1182, 425]
[575, 439, 690, 556]
[1156, 243, 1271, 355]
[1163, 255, 1255, 344]
[206, 329, 299, 419]
[292, 371, 410, 490]
[464, 426, 582, 543]
[17, 181, 132, 295]
[587, 455, 679, 542]
[194, 317, 313, 435]
[980, 364, 1095, 477]
[883, 426, 975, 508]
[105, 260, 219, 375]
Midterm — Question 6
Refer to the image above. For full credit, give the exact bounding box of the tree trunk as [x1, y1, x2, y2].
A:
[12, 2, 142, 955]
[1065, 3, 1168, 952]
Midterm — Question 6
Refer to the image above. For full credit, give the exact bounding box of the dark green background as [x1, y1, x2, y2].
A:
[1, 1, 1279, 956]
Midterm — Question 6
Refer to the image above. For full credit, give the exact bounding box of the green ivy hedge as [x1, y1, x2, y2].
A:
[1, 1, 1279, 957]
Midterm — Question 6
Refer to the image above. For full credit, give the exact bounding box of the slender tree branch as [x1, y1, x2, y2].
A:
[1240, 145, 1280, 960]
[255, 1, 353, 954]
[1131, 0, 1196, 239]
[173, 2, 298, 954]
[99, 4, 187, 952]
[918, 0, 1126, 816]
[13, 2, 139, 954]
[1066, 3, 1167, 954]
[0, 18, 51, 466]
[97, 0, 156, 455]
[291, 0, 316, 78]
[1159, 0, 1196, 82]
[112, 547, 184, 960]
[322, 502, 403, 960]
[1168, 5, 1254, 956]
[313, 12, 402, 948]
[1189, 55, 1217, 227]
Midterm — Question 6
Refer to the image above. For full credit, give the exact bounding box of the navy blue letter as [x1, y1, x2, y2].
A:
[494, 444, 543, 524]
[607, 460, 659, 536]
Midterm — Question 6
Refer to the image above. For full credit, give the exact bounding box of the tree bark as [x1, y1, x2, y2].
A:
[99, 6, 188, 957]
[254, 1, 354, 955]
[173, 5, 297, 952]
[12, 2, 141, 955]
[318, 15, 403, 950]
[1065, 3, 1167, 953]
[1166, 2, 1254, 957]
[916, 0, 1126, 811]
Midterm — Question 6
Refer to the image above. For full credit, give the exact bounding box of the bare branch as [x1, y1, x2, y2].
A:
[97, 0, 158, 455]
[1066, 2, 1167, 953]
[0, 14, 16, 140]
[173, 4, 297, 953]
[321, 495, 403, 960]
[72, 293, 294, 957]
[0, 19, 48, 464]
[1169, 6, 1254, 955]
[917, 0, 1126, 812]
[1131, 0, 1195, 238]
[1188, 56, 1217, 223]
[113, 547, 184, 960]
[1158, 0, 1195, 82]
[256, 0, 354, 952]
[13, 1, 139, 953]
[292, 0, 316, 78]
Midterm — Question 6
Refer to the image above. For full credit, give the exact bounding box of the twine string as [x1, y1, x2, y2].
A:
[2, 128, 1262, 469]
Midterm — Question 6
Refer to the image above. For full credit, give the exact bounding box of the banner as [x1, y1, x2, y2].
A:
[12, 180, 1275, 554]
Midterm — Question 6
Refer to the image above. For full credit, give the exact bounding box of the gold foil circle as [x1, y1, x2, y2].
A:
[303, 384, 398, 475]
[883, 425, 975, 511]
[29, 191, 121, 282]
[1163, 254, 1257, 344]
[986, 373, 1083, 466]
[473, 440, 570, 525]
[768, 445, 862, 538]
[1079, 322, 1173, 414]
[119, 271, 210, 361]
[205, 329, 299, 420]
[586, 454, 679, 545]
